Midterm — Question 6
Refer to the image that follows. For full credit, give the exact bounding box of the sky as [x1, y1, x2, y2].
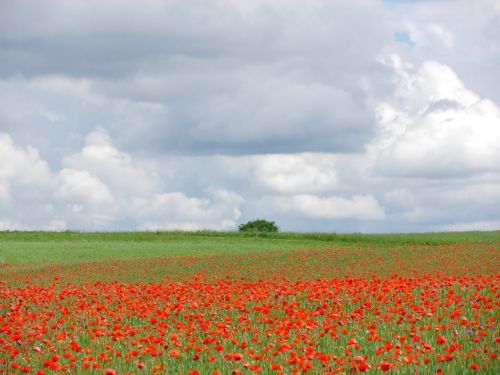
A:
[1, 0, 499, 233]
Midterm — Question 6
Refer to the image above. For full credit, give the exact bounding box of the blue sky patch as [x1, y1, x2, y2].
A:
[394, 31, 414, 46]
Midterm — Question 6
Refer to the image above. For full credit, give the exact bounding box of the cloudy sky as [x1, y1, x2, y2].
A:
[1, 0, 499, 232]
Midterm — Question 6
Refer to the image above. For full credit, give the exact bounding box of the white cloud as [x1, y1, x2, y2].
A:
[59, 131, 245, 230]
[135, 190, 244, 231]
[407, 22, 454, 49]
[275, 194, 385, 221]
[64, 128, 162, 196]
[443, 220, 500, 232]
[387, 0, 500, 104]
[0, 219, 22, 231]
[0, 132, 52, 187]
[371, 57, 500, 177]
[252, 153, 337, 194]
[0, 129, 246, 231]
[57, 168, 114, 206]
[0, 219, 67, 231]
[220, 153, 338, 194]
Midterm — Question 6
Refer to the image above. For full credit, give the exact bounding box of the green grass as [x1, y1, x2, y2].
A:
[1, 230, 499, 374]
[0, 229, 499, 265]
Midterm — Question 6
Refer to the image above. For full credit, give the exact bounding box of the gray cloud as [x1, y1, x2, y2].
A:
[0, 0, 387, 75]
[1, 0, 388, 156]
[0, 0, 499, 232]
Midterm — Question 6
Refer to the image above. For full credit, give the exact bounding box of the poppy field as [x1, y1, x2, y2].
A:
[0, 232, 499, 374]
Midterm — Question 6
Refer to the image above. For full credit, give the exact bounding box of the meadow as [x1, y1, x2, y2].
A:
[0, 231, 499, 374]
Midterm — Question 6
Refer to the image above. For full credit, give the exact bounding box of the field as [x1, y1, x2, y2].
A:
[1, 231, 499, 374]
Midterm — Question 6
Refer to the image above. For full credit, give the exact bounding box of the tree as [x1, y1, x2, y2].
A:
[238, 219, 279, 233]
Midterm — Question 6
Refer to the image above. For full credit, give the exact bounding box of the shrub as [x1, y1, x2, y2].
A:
[238, 219, 279, 233]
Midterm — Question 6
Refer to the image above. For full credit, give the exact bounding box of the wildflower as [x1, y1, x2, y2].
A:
[379, 361, 392, 371]
[437, 336, 446, 345]
[469, 363, 480, 371]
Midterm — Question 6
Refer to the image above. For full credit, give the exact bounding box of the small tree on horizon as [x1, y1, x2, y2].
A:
[238, 219, 279, 233]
